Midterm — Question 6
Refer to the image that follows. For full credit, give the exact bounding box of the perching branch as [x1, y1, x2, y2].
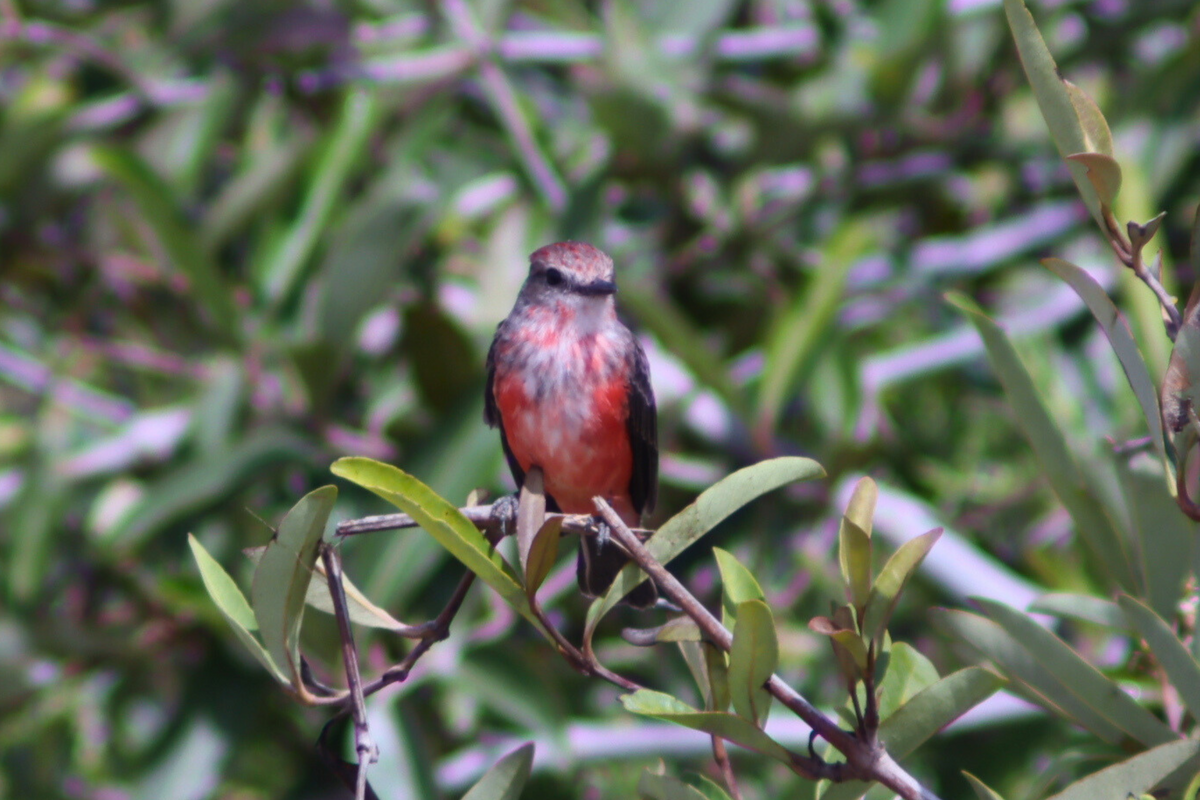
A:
[593, 497, 942, 800]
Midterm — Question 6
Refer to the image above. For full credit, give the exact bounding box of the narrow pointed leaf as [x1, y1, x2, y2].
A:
[620, 690, 794, 764]
[1002, 0, 1103, 227]
[964, 772, 1008, 800]
[949, 293, 1139, 592]
[704, 643, 731, 713]
[461, 742, 534, 800]
[1115, 456, 1195, 620]
[1046, 739, 1200, 800]
[623, 617, 703, 647]
[188, 534, 289, 684]
[1041, 257, 1170, 488]
[933, 608, 1128, 744]
[1119, 595, 1200, 725]
[1029, 593, 1126, 630]
[728, 600, 777, 726]
[251, 486, 337, 686]
[331, 458, 545, 635]
[586, 457, 823, 637]
[809, 616, 867, 675]
[976, 598, 1176, 747]
[862, 528, 942, 644]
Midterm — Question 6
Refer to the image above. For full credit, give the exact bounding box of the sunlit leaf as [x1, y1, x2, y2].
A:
[251, 486, 336, 687]
[714, 547, 765, 623]
[330, 458, 546, 636]
[1063, 80, 1113, 157]
[876, 642, 939, 721]
[1065, 153, 1121, 213]
[838, 516, 872, 611]
[524, 518, 562, 598]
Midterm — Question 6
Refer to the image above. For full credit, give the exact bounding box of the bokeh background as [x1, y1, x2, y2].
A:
[3, 0, 1200, 797]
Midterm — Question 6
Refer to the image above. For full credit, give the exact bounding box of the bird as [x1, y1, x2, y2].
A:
[484, 241, 659, 608]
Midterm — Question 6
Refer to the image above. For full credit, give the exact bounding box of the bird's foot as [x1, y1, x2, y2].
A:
[591, 518, 612, 551]
[490, 494, 520, 538]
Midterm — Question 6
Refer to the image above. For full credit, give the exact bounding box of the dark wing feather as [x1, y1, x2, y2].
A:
[484, 328, 527, 491]
[625, 336, 658, 516]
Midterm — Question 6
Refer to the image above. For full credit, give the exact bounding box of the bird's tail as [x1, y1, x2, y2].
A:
[577, 532, 658, 609]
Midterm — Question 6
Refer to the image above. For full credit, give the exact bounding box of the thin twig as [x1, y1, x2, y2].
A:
[334, 504, 651, 541]
[711, 736, 744, 800]
[593, 497, 941, 800]
[321, 545, 378, 799]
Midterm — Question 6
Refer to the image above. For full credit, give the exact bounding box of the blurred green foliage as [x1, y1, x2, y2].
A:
[3, 0, 1200, 798]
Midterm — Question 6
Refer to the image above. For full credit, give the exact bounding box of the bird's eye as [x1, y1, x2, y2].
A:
[545, 268, 564, 286]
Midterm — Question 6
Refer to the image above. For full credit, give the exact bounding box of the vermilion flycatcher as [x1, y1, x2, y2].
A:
[485, 241, 659, 608]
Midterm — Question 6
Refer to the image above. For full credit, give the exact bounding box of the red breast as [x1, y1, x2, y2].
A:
[493, 346, 638, 523]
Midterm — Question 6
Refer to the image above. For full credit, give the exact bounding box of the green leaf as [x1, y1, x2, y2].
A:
[259, 88, 378, 305]
[245, 545, 415, 632]
[757, 219, 874, 439]
[933, 608, 1128, 744]
[809, 615, 867, 677]
[1002, 0, 1105, 227]
[1065, 153, 1121, 212]
[1115, 455, 1195, 620]
[1119, 595, 1200, 726]
[820, 668, 1005, 800]
[250, 486, 337, 687]
[976, 598, 1176, 748]
[620, 690, 794, 764]
[623, 617, 704, 646]
[876, 642, 940, 721]
[948, 293, 1139, 592]
[1028, 593, 1126, 630]
[586, 457, 823, 638]
[188, 534, 288, 684]
[1063, 80, 1114, 157]
[713, 547, 765, 623]
[516, 468, 547, 583]
[838, 516, 872, 611]
[963, 772, 1008, 800]
[728, 600, 777, 727]
[1041, 257, 1170, 489]
[861, 527, 942, 644]
[92, 146, 237, 338]
[637, 772, 710, 800]
[461, 742, 534, 800]
[1046, 739, 1200, 800]
[330, 458, 545, 635]
[524, 518, 562, 598]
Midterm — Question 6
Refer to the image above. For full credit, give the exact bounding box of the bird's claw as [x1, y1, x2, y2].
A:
[490, 494, 520, 538]
[591, 518, 612, 551]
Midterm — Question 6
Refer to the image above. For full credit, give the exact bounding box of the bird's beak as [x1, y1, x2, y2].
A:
[575, 279, 617, 296]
